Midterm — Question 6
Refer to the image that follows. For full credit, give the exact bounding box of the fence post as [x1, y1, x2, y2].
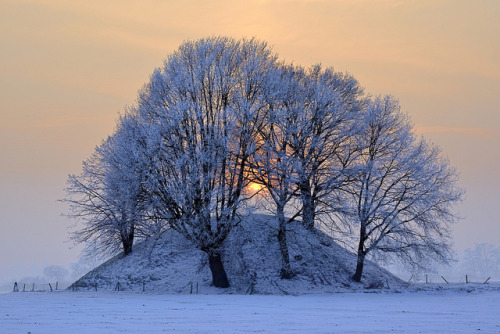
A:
[13, 282, 18, 292]
[31, 283, 35, 292]
[23, 284, 26, 292]
[49, 283, 53, 292]
[483, 277, 491, 284]
[190, 282, 193, 294]
[246, 283, 255, 295]
[56, 282, 58, 290]
[196, 282, 198, 294]
[466, 275, 469, 284]
[425, 274, 428, 284]
[143, 281, 145, 292]
[94, 283, 98, 291]
[441, 276, 449, 284]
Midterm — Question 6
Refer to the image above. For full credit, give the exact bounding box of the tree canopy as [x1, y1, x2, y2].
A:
[64, 37, 463, 286]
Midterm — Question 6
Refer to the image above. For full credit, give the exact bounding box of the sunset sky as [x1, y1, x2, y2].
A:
[1, 0, 499, 282]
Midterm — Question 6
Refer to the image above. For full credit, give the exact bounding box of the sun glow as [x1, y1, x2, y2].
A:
[247, 182, 265, 194]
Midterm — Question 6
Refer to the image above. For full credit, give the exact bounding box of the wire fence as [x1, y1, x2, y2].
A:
[406, 273, 493, 284]
[67, 280, 204, 294]
[11, 282, 71, 292]
[10, 274, 494, 294]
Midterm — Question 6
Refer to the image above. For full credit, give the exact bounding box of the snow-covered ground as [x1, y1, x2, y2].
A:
[1, 284, 499, 333]
[71, 215, 406, 295]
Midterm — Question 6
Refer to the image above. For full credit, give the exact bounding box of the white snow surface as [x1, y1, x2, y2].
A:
[3, 214, 499, 333]
[1, 285, 499, 333]
[71, 214, 405, 294]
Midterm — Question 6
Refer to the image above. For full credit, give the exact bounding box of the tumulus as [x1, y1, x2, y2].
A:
[71, 214, 405, 294]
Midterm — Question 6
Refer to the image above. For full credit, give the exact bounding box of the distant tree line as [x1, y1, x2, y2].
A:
[63, 37, 463, 287]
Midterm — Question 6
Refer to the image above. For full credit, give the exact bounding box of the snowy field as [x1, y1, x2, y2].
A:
[1, 285, 499, 333]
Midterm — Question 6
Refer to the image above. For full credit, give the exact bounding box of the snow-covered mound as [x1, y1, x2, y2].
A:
[71, 214, 404, 294]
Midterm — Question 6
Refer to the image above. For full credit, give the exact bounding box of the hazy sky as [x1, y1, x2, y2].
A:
[1, 0, 499, 283]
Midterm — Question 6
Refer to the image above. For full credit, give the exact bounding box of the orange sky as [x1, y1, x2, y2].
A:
[1, 0, 499, 281]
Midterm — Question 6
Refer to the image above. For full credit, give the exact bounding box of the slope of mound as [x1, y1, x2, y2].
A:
[71, 214, 405, 294]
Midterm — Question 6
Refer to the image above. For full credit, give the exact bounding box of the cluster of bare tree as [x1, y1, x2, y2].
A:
[63, 37, 463, 287]
[460, 243, 500, 279]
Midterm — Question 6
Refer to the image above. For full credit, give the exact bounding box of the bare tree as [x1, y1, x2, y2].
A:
[63, 112, 150, 256]
[249, 65, 304, 278]
[288, 65, 365, 230]
[248, 64, 365, 278]
[461, 243, 500, 278]
[344, 96, 463, 282]
[43, 265, 69, 282]
[137, 37, 278, 287]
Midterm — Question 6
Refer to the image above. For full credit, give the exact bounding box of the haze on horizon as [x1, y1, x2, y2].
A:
[1, 0, 499, 283]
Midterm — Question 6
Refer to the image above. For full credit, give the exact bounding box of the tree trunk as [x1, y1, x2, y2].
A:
[352, 252, 365, 282]
[208, 252, 230, 288]
[300, 182, 315, 230]
[121, 227, 134, 255]
[277, 205, 293, 279]
[302, 195, 315, 230]
[352, 225, 366, 282]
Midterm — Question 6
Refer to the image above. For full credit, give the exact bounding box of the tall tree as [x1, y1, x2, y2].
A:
[249, 65, 303, 278]
[288, 65, 364, 230]
[137, 37, 278, 287]
[345, 96, 463, 282]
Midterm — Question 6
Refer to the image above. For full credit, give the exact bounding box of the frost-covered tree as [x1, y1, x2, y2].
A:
[288, 65, 364, 230]
[136, 37, 278, 287]
[344, 96, 463, 282]
[43, 265, 69, 282]
[461, 243, 500, 278]
[249, 65, 304, 278]
[64, 112, 150, 256]
[249, 64, 365, 278]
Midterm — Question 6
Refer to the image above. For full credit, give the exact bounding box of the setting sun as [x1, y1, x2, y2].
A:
[247, 182, 265, 194]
